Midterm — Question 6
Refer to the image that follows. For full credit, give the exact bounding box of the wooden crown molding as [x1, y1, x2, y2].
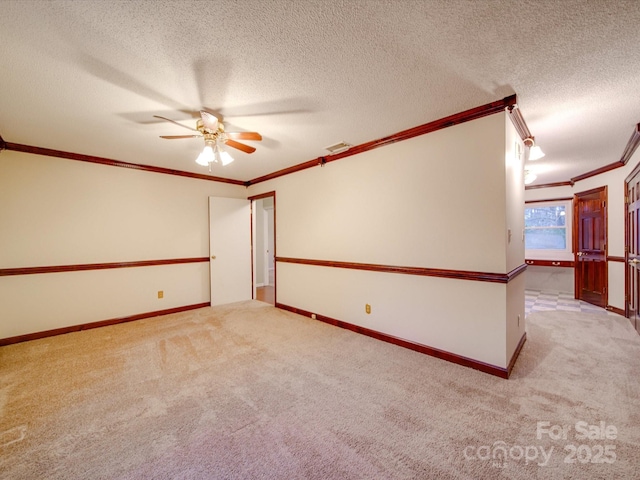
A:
[276, 257, 526, 284]
[4, 106, 635, 192]
[506, 105, 630, 191]
[571, 161, 625, 183]
[248, 95, 517, 185]
[506, 103, 532, 141]
[623, 125, 640, 183]
[248, 159, 322, 185]
[2, 142, 246, 186]
[527, 123, 640, 190]
[2, 96, 518, 188]
[0, 257, 209, 277]
[525, 165, 623, 190]
[619, 123, 640, 165]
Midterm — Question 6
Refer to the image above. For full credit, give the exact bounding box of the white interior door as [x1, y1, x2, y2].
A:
[263, 208, 270, 285]
[209, 197, 252, 306]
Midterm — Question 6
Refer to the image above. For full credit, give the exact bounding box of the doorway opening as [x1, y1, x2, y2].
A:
[250, 192, 276, 305]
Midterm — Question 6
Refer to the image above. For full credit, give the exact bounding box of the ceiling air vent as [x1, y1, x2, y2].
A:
[324, 141, 353, 154]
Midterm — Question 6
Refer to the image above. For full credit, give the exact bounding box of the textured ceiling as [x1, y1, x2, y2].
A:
[2, 0, 640, 185]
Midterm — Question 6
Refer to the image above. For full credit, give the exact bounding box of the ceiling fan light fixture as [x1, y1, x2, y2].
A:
[196, 140, 216, 166]
[158, 111, 261, 166]
[220, 150, 234, 166]
[195, 148, 210, 166]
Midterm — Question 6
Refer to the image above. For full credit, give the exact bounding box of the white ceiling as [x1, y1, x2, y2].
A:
[2, 0, 640, 185]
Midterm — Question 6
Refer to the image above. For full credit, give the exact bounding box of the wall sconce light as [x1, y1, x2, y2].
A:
[524, 137, 545, 161]
[524, 169, 537, 185]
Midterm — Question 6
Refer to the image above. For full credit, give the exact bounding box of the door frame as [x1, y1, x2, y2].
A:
[573, 186, 608, 307]
[263, 207, 270, 286]
[248, 191, 276, 304]
[624, 162, 640, 319]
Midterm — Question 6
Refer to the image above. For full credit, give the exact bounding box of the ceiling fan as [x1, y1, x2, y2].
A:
[155, 110, 262, 167]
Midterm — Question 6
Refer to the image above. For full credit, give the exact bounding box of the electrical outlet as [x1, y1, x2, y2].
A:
[311, 313, 317, 320]
[365, 304, 371, 314]
[158, 291, 164, 299]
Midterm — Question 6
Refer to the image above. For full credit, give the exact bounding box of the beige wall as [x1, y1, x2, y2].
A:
[249, 112, 525, 368]
[504, 116, 526, 361]
[525, 266, 574, 293]
[270, 114, 510, 272]
[0, 150, 246, 338]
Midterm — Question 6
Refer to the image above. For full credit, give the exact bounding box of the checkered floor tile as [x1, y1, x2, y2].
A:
[525, 290, 615, 317]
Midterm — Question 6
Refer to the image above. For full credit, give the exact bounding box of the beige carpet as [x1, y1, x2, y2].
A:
[1, 302, 639, 479]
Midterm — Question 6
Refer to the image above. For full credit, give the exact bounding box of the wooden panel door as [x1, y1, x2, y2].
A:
[574, 187, 607, 308]
[626, 171, 640, 334]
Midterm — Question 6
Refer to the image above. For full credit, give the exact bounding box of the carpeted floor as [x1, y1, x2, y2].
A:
[1, 302, 639, 479]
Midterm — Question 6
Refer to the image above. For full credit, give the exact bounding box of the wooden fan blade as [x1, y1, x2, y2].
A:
[153, 115, 198, 132]
[160, 135, 202, 139]
[226, 132, 262, 141]
[225, 139, 256, 154]
[200, 110, 219, 132]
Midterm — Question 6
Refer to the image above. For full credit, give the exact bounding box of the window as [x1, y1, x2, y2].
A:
[525, 200, 573, 259]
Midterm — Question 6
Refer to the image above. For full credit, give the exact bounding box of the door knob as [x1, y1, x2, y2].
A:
[211, 255, 216, 260]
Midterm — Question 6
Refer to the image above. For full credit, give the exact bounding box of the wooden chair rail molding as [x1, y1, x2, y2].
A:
[276, 302, 527, 379]
[525, 257, 624, 267]
[525, 181, 574, 190]
[525, 259, 575, 268]
[525, 197, 574, 204]
[276, 257, 527, 284]
[0, 257, 210, 277]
